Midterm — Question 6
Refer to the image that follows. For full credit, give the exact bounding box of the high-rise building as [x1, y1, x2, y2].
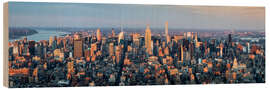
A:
[187, 32, 192, 38]
[90, 43, 97, 56]
[246, 42, 250, 53]
[53, 49, 61, 57]
[228, 34, 232, 44]
[49, 36, 53, 47]
[220, 43, 224, 57]
[109, 42, 114, 56]
[84, 49, 91, 58]
[63, 39, 67, 49]
[174, 35, 184, 43]
[112, 28, 115, 37]
[13, 42, 19, 56]
[96, 28, 102, 41]
[194, 32, 198, 43]
[51, 36, 58, 49]
[181, 45, 184, 61]
[145, 24, 152, 55]
[102, 37, 107, 45]
[150, 40, 154, 55]
[232, 57, 238, 70]
[28, 40, 35, 56]
[74, 39, 83, 58]
[54, 36, 57, 42]
[23, 37, 27, 44]
[165, 21, 170, 44]
[133, 33, 140, 47]
[165, 21, 168, 37]
[74, 33, 80, 40]
[118, 31, 124, 44]
[115, 46, 121, 64]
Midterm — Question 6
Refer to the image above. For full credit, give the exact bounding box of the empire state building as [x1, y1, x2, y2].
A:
[145, 24, 152, 55]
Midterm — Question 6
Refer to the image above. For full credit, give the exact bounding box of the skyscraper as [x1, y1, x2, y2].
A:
[220, 43, 224, 57]
[133, 33, 140, 47]
[49, 36, 53, 47]
[74, 39, 83, 58]
[181, 45, 184, 61]
[90, 43, 97, 57]
[51, 36, 57, 49]
[74, 33, 80, 40]
[96, 28, 102, 41]
[118, 31, 124, 44]
[23, 37, 27, 44]
[109, 43, 114, 56]
[165, 21, 168, 37]
[112, 28, 115, 37]
[228, 34, 232, 44]
[194, 32, 198, 43]
[187, 32, 192, 39]
[247, 42, 250, 53]
[232, 57, 238, 70]
[28, 40, 35, 56]
[145, 24, 152, 55]
[165, 21, 170, 44]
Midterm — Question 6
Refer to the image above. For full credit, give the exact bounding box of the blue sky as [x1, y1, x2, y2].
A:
[8, 2, 265, 31]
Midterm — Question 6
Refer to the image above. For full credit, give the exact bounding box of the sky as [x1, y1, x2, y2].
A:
[8, 2, 265, 31]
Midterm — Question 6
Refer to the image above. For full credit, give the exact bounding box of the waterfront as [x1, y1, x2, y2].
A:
[9, 29, 69, 42]
[7, 2, 265, 88]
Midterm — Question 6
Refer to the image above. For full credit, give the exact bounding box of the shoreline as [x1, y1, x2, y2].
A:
[9, 29, 70, 42]
[9, 28, 38, 40]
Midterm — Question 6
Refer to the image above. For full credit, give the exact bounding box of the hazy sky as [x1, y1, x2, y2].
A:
[8, 2, 265, 31]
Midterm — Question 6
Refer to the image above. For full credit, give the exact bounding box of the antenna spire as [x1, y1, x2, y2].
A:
[121, 25, 123, 32]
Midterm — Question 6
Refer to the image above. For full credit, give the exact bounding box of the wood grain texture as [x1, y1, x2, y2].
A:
[3, 2, 9, 88]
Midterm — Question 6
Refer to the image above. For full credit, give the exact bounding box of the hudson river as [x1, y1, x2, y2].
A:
[9, 29, 70, 42]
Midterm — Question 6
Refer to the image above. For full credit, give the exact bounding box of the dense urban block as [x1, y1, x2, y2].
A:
[8, 22, 265, 87]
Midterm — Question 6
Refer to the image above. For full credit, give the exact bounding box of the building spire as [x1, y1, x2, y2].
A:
[232, 57, 238, 70]
[165, 21, 168, 36]
[146, 24, 150, 30]
[121, 24, 123, 32]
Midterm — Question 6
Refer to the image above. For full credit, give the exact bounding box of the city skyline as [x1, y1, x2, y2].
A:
[6, 2, 266, 87]
[9, 2, 265, 31]
[7, 22, 266, 87]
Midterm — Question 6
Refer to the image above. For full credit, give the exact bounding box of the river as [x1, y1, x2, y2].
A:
[9, 29, 70, 42]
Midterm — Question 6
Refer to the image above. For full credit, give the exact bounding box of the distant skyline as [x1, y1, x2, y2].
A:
[8, 2, 265, 31]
